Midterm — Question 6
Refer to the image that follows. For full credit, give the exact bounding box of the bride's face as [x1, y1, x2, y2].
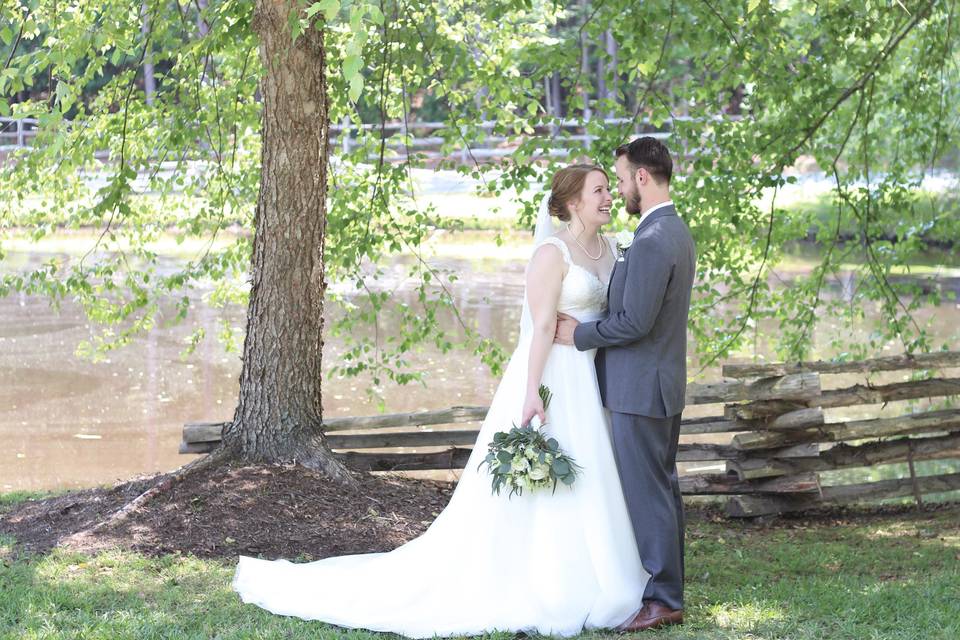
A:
[572, 171, 613, 227]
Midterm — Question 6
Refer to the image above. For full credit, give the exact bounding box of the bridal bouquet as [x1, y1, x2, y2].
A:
[480, 385, 581, 497]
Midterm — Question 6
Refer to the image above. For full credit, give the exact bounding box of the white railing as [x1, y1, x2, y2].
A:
[329, 116, 675, 163]
[1, 114, 696, 163]
[0, 117, 39, 149]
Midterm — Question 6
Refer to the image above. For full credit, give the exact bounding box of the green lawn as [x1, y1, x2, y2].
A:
[1, 495, 958, 640]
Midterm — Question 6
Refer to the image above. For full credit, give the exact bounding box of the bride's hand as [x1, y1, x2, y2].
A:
[521, 392, 546, 428]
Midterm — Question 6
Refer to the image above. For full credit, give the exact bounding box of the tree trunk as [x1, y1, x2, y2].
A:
[140, 1, 155, 105]
[605, 30, 617, 116]
[221, 0, 354, 486]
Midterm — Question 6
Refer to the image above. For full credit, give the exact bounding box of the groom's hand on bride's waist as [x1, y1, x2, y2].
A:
[554, 313, 579, 345]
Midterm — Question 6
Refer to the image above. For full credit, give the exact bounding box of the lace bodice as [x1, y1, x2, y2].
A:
[519, 236, 611, 330]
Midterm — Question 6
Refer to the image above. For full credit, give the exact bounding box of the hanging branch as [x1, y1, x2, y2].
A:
[1, 8, 32, 72]
[80, 0, 161, 268]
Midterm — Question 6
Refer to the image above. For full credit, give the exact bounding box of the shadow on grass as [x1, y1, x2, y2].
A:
[1, 505, 958, 640]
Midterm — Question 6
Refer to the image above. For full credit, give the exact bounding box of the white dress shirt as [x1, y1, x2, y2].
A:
[636, 200, 674, 227]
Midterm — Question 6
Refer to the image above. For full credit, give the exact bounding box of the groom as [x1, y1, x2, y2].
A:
[555, 137, 696, 631]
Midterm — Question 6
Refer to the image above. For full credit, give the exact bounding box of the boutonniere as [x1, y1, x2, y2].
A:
[615, 230, 633, 261]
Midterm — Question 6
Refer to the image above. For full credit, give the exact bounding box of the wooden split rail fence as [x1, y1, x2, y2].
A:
[181, 351, 960, 517]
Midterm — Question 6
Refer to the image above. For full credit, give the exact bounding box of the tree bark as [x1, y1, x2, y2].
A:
[222, 0, 354, 485]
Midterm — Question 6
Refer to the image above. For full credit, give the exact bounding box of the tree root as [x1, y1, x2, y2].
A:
[60, 433, 361, 550]
[293, 434, 362, 489]
[63, 447, 234, 545]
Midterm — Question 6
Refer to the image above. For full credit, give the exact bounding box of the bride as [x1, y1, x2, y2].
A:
[233, 164, 650, 637]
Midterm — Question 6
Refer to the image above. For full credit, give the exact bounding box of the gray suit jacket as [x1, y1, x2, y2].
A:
[573, 204, 696, 418]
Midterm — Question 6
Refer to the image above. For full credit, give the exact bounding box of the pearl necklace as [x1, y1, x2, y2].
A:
[566, 223, 605, 261]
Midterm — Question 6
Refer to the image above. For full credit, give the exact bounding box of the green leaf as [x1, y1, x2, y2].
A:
[747, 0, 762, 13]
[307, 0, 340, 21]
[348, 73, 363, 103]
[343, 54, 362, 79]
[538, 384, 552, 411]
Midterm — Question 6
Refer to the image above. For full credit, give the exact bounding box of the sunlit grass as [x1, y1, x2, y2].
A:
[705, 601, 786, 630]
[2, 490, 958, 639]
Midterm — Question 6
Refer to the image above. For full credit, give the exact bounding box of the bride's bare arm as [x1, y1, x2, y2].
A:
[521, 243, 565, 426]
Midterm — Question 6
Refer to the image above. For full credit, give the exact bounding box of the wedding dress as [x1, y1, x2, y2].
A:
[233, 234, 650, 637]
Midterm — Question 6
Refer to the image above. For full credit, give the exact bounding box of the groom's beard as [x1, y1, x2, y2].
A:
[625, 190, 642, 215]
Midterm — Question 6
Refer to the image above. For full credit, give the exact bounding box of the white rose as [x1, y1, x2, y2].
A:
[511, 456, 530, 472]
[615, 230, 634, 251]
[528, 465, 548, 481]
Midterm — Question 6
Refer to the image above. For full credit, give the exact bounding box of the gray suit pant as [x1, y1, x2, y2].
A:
[610, 411, 685, 610]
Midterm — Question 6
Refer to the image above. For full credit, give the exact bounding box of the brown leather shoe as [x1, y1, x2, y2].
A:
[618, 601, 683, 632]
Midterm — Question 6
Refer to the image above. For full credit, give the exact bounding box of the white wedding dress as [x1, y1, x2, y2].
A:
[233, 236, 650, 637]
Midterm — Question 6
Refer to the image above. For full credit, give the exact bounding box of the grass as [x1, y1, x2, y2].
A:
[1, 492, 958, 640]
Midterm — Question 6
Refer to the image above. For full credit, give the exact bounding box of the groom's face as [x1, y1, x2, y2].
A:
[614, 156, 642, 216]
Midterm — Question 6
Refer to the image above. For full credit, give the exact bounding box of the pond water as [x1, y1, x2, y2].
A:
[2, 231, 959, 494]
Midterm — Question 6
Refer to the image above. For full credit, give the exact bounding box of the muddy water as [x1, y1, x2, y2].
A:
[2, 241, 959, 492]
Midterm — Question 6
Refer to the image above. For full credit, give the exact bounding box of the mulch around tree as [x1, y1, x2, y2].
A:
[0, 462, 455, 560]
[2, 461, 957, 560]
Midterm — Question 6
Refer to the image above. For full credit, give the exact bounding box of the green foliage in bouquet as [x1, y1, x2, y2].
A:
[480, 385, 581, 497]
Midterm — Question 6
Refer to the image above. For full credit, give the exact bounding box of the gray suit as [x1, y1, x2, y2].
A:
[574, 203, 695, 610]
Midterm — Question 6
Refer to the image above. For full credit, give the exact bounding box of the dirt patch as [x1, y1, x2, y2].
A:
[0, 462, 454, 560]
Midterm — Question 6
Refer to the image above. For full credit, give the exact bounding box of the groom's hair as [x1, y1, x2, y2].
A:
[615, 137, 672, 184]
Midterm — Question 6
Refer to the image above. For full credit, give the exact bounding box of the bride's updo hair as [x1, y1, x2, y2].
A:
[547, 164, 609, 222]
